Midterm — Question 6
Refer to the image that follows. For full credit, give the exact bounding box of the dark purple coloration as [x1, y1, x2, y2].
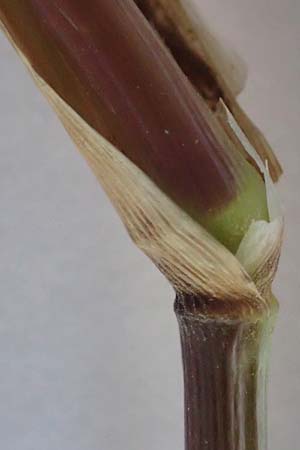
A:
[175, 293, 269, 450]
[0, 0, 243, 218]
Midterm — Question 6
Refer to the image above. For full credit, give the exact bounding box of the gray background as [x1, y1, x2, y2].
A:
[0, 0, 299, 449]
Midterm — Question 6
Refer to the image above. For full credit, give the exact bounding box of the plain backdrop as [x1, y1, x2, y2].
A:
[0, 0, 299, 449]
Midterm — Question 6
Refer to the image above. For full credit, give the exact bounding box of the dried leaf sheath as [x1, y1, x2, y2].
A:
[36, 72, 266, 317]
[0, 0, 270, 252]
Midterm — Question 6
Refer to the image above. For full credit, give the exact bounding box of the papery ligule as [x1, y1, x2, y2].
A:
[219, 101, 283, 295]
[236, 219, 283, 297]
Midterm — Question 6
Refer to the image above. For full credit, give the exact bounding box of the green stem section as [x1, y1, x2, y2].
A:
[175, 294, 277, 450]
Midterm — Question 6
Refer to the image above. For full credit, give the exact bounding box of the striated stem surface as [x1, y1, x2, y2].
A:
[175, 293, 277, 450]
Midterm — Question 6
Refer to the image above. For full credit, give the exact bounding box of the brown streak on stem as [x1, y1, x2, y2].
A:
[133, 0, 282, 181]
[134, 0, 222, 107]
